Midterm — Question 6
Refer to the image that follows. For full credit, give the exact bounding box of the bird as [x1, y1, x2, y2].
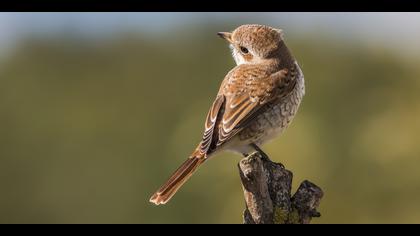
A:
[149, 24, 305, 205]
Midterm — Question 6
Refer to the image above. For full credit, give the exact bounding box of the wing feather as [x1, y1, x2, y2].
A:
[199, 95, 225, 154]
[197, 64, 298, 155]
[216, 67, 295, 147]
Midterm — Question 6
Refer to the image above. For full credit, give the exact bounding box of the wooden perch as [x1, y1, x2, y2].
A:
[238, 151, 323, 224]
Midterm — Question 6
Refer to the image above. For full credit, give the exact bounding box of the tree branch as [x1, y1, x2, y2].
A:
[238, 151, 323, 224]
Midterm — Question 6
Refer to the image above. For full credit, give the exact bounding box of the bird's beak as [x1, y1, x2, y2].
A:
[217, 32, 233, 43]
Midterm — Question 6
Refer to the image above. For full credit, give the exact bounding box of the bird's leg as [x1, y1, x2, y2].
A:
[250, 143, 271, 162]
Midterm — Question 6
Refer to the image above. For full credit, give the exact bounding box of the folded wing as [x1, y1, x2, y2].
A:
[198, 66, 297, 156]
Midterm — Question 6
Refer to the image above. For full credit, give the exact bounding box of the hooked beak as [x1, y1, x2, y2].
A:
[217, 32, 233, 43]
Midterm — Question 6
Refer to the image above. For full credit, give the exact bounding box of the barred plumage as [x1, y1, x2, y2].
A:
[150, 24, 305, 205]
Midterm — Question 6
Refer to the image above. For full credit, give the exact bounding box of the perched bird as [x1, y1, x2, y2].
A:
[150, 24, 305, 205]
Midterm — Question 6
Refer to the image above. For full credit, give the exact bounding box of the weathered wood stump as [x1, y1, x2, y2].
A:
[238, 151, 323, 224]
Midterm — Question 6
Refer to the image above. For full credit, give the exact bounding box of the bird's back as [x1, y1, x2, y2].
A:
[227, 61, 305, 154]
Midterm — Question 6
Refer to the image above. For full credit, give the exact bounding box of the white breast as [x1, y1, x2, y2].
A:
[223, 61, 305, 155]
[241, 61, 305, 145]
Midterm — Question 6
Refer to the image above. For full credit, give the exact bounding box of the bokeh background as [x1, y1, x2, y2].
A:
[1, 13, 420, 224]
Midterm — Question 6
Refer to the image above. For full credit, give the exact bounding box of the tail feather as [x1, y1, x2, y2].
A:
[149, 152, 205, 205]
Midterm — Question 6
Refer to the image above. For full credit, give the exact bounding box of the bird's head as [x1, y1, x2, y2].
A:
[217, 24, 285, 65]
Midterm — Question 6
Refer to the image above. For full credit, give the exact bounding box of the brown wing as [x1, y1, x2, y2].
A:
[216, 68, 295, 147]
[197, 65, 297, 156]
[198, 95, 225, 155]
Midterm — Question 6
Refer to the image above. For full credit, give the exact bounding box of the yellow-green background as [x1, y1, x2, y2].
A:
[1, 13, 420, 223]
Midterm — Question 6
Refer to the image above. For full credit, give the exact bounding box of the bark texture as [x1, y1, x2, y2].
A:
[238, 151, 323, 224]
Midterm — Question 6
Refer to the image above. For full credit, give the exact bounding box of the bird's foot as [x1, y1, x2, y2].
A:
[250, 143, 271, 162]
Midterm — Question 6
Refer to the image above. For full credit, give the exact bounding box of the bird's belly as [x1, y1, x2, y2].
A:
[238, 102, 294, 145]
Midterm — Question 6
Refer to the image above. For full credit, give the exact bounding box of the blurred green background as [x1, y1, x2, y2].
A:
[1, 13, 420, 223]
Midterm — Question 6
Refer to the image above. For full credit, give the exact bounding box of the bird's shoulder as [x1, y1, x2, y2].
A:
[219, 63, 290, 103]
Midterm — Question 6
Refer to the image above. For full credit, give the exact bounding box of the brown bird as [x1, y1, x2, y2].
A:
[150, 24, 305, 205]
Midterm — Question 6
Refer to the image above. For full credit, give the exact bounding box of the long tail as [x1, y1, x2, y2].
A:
[149, 150, 205, 205]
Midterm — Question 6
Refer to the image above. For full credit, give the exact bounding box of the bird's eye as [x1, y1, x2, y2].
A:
[240, 46, 249, 54]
